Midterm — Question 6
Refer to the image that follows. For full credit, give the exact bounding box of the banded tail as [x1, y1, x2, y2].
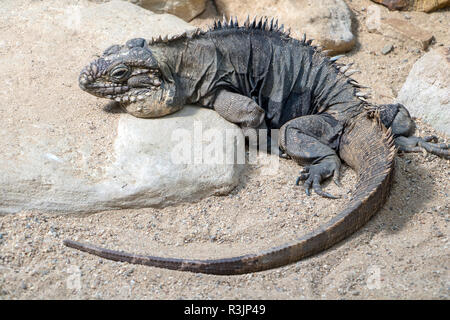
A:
[63, 113, 396, 275]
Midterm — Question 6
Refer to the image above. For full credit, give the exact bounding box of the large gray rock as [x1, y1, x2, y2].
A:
[0, 107, 243, 214]
[215, 0, 355, 54]
[0, 0, 242, 214]
[396, 47, 450, 136]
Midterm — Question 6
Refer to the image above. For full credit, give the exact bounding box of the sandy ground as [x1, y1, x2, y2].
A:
[0, 0, 449, 299]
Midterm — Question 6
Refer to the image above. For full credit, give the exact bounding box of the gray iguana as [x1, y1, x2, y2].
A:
[64, 17, 449, 275]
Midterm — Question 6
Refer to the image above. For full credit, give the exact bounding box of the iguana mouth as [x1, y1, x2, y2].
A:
[78, 80, 130, 98]
[78, 64, 163, 102]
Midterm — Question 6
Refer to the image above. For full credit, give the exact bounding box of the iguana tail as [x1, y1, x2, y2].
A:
[63, 113, 396, 275]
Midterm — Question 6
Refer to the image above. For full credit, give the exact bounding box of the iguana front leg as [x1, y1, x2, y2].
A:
[212, 89, 265, 129]
[379, 104, 449, 159]
[279, 114, 344, 199]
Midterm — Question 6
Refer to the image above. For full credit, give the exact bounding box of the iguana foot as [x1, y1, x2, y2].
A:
[377, 104, 449, 160]
[395, 135, 449, 159]
[295, 155, 341, 199]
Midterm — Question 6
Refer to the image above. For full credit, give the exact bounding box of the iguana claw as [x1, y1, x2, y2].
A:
[395, 136, 450, 159]
[295, 157, 341, 199]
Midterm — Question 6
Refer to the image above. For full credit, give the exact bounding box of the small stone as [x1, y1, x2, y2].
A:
[49, 226, 58, 237]
[435, 231, 444, 238]
[124, 268, 135, 277]
[381, 44, 394, 55]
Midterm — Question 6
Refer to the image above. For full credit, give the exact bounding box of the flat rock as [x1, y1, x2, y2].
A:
[0, 0, 242, 214]
[215, 0, 356, 54]
[370, 0, 450, 12]
[396, 47, 450, 136]
[366, 6, 434, 49]
[384, 18, 434, 50]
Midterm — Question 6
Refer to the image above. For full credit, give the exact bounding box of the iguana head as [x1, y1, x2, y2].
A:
[79, 38, 182, 118]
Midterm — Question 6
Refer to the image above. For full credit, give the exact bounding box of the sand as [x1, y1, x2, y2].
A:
[0, 0, 448, 299]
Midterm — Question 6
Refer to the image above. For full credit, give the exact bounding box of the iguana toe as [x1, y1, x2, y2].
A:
[295, 159, 341, 199]
[395, 136, 449, 159]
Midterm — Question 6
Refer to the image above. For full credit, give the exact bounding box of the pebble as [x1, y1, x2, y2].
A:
[49, 226, 58, 237]
[434, 231, 444, 238]
[381, 44, 394, 55]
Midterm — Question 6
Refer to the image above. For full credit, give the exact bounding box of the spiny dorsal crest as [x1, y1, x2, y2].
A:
[148, 28, 204, 45]
[148, 16, 318, 46]
[211, 15, 292, 38]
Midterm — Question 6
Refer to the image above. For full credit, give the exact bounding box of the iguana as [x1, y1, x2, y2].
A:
[65, 17, 449, 275]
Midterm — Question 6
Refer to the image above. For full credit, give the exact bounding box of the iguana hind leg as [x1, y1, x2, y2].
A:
[379, 104, 449, 159]
[279, 114, 343, 199]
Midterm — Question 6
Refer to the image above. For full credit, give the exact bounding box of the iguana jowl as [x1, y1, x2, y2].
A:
[65, 17, 449, 275]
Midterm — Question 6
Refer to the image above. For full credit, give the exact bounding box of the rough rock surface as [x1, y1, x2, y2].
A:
[396, 47, 450, 135]
[0, 0, 241, 214]
[366, 6, 434, 50]
[125, 0, 207, 21]
[214, 0, 356, 54]
[371, 0, 450, 12]
[0, 107, 243, 214]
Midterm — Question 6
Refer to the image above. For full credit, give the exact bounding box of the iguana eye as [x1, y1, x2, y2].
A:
[110, 65, 130, 80]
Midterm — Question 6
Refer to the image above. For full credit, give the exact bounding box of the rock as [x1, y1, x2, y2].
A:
[396, 47, 450, 136]
[91, 0, 207, 21]
[371, 0, 411, 11]
[80, 0, 197, 48]
[381, 43, 394, 54]
[385, 18, 434, 50]
[215, 0, 356, 54]
[0, 0, 242, 214]
[0, 106, 244, 214]
[131, 0, 207, 21]
[370, 0, 450, 12]
[366, 7, 434, 50]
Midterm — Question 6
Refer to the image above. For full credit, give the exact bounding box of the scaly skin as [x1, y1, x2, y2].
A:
[66, 17, 449, 275]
